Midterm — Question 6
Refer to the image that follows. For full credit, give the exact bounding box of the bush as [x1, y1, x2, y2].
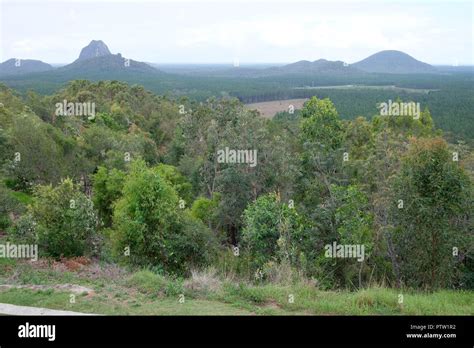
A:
[241, 193, 304, 269]
[111, 160, 217, 274]
[8, 213, 37, 244]
[26, 178, 98, 257]
[92, 166, 125, 227]
[170, 212, 218, 272]
[155, 164, 193, 204]
[224, 283, 266, 304]
[191, 193, 221, 231]
[0, 184, 25, 230]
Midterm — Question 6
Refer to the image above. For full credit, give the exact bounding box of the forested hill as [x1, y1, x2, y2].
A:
[0, 59, 54, 76]
[352, 50, 437, 74]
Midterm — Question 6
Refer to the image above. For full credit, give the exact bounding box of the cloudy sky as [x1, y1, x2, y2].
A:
[0, 0, 472, 65]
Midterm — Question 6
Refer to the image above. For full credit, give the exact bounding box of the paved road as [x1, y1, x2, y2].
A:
[0, 303, 97, 315]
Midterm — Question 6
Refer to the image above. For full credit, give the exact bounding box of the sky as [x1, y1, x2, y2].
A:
[0, 0, 472, 65]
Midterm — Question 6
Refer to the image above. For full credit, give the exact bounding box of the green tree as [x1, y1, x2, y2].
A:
[111, 160, 216, 274]
[172, 98, 288, 244]
[298, 96, 345, 214]
[92, 166, 126, 227]
[191, 193, 221, 231]
[242, 193, 304, 269]
[333, 185, 374, 288]
[390, 137, 472, 289]
[155, 164, 193, 204]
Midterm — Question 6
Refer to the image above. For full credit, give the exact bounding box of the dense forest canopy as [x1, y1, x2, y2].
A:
[1, 66, 473, 141]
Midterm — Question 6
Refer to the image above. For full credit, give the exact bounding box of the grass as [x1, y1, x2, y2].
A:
[8, 190, 33, 205]
[0, 288, 252, 315]
[0, 259, 472, 315]
[125, 270, 169, 295]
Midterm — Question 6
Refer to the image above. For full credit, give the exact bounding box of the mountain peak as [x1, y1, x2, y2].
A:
[77, 40, 112, 61]
[352, 50, 436, 74]
[0, 58, 53, 76]
[275, 58, 358, 75]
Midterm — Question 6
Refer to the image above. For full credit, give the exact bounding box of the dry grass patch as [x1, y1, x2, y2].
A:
[184, 267, 222, 295]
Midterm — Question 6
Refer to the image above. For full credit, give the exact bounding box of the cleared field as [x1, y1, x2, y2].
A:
[245, 98, 308, 118]
[245, 84, 438, 118]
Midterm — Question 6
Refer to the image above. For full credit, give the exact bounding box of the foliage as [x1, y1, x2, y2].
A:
[92, 166, 126, 227]
[389, 137, 473, 289]
[241, 193, 304, 269]
[191, 193, 221, 231]
[154, 163, 193, 204]
[111, 160, 217, 274]
[15, 178, 99, 257]
[0, 184, 24, 229]
[0, 80, 472, 291]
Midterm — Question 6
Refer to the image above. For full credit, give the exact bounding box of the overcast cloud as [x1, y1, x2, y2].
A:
[1, 0, 472, 64]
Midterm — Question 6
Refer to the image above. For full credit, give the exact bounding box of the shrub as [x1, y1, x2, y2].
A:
[241, 193, 304, 269]
[8, 213, 37, 244]
[214, 247, 254, 281]
[125, 269, 184, 297]
[191, 193, 221, 230]
[170, 212, 218, 272]
[27, 178, 98, 257]
[154, 164, 193, 204]
[224, 283, 266, 304]
[111, 160, 217, 274]
[0, 184, 25, 230]
[92, 166, 125, 227]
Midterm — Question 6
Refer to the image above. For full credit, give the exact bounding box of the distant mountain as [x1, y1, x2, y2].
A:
[0, 40, 163, 94]
[61, 53, 158, 75]
[200, 59, 361, 78]
[0, 58, 53, 76]
[59, 40, 158, 75]
[271, 59, 360, 75]
[352, 50, 437, 74]
[76, 40, 112, 62]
